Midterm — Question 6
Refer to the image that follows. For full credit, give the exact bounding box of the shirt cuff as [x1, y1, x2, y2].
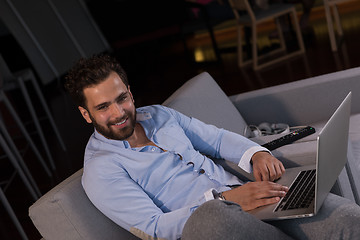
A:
[204, 188, 215, 201]
[238, 146, 271, 173]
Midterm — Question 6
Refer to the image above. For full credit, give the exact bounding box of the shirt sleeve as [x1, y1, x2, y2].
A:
[164, 106, 269, 173]
[217, 130, 270, 173]
[82, 158, 205, 240]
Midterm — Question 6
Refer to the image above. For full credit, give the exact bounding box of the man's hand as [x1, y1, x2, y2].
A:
[222, 181, 288, 211]
[251, 151, 285, 182]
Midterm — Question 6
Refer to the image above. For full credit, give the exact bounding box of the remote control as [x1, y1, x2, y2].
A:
[261, 126, 316, 151]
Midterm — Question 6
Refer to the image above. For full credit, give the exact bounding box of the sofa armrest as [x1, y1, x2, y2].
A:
[229, 67, 360, 126]
[29, 169, 139, 240]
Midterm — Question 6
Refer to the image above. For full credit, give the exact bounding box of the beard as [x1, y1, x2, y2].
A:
[90, 108, 137, 141]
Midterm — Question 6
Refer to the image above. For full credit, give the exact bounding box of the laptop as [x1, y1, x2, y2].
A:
[248, 92, 352, 221]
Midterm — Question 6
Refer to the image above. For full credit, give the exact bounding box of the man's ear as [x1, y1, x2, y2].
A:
[78, 106, 92, 124]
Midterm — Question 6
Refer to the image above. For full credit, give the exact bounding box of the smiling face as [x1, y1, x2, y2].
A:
[78, 71, 136, 141]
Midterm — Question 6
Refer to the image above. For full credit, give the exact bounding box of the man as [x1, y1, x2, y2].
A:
[65, 54, 360, 240]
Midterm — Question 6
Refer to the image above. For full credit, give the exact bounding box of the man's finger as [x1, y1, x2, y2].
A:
[248, 197, 281, 211]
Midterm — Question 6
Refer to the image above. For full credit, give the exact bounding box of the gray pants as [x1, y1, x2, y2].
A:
[182, 193, 360, 240]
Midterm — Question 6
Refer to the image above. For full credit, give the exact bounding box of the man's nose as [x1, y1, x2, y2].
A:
[109, 103, 124, 117]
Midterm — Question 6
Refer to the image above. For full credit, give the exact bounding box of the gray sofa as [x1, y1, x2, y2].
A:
[29, 68, 360, 239]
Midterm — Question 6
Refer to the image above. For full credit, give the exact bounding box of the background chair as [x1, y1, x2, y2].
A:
[0, 71, 52, 177]
[323, 0, 354, 51]
[0, 54, 66, 170]
[1, 187, 28, 240]
[0, 111, 42, 197]
[0, 131, 40, 201]
[228, 0, 305, 70]
[181, 0, 236, 63]
[1, 129, 42, 240]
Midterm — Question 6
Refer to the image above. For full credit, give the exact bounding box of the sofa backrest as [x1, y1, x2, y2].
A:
[230, 67, 360, 126]
[163, 72, 249, 136]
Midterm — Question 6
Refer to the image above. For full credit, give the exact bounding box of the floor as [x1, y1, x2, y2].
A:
[0, 1, 360, 239]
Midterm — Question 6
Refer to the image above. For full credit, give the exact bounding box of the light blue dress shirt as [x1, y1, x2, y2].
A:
[82, 105, 267, 239]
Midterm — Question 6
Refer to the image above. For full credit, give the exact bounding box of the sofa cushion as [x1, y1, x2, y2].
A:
[29, 169, 139, 240]
[162, 72, 249, 136]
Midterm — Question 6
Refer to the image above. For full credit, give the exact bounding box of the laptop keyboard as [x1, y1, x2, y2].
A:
[275, 169, 316, 212]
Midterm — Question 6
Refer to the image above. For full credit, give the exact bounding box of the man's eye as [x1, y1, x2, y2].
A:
[97, 105, 108, 111]
[117, 96, 128, 103]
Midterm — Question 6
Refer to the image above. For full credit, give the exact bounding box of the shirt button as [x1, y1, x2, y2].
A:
[199, 169, 205, 174]
[187, 162, 194, 166]
[151, 148, 155, 151]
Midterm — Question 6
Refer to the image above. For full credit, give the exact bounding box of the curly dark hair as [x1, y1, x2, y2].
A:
[64, 54, 129, 108]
